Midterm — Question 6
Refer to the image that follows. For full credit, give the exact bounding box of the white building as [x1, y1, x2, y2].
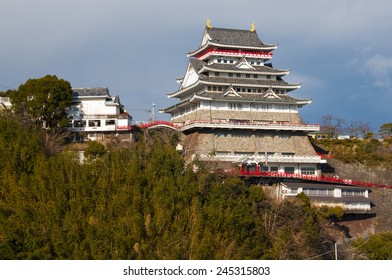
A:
[280, 182, 372, 213]
[68, 87, 132, 141]
[0, 96, 11, 110]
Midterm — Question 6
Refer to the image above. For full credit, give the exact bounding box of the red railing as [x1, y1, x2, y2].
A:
[239, 167, 392, 189]
[137, 121, 179, 130]
[137, 120, 320, 131]
[197, 49, 273, 59]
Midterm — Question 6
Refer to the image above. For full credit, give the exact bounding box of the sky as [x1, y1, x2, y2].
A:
[1, 0, 392, 131]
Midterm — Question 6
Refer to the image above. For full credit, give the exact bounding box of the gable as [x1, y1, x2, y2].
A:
[201, 32, 212, 46]
[181, 63, 199, 89]
[223, 85, 241, 97]
[236, 57, 255, 70]
[263, 87, 281, 99]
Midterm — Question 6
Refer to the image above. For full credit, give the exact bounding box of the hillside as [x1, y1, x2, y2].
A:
[1, 114, 392, 259]
[313, 138, 392, 235]
[0, 116, 337, 260]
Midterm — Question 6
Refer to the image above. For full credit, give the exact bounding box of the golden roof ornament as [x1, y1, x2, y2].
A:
[206, 19, 212, 29]
[250, 22, 255, 32]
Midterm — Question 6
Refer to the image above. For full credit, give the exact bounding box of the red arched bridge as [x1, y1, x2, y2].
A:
[136, 121, 179, 130]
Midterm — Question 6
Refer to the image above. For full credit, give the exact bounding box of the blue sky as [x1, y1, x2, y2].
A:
[1, 0, 392, 131]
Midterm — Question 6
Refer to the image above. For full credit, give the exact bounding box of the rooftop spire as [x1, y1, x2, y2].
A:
[206, 19, 212, 29]
[250, 22, 255, 32]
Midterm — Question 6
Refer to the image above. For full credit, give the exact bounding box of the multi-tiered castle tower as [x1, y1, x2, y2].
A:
[162, 22, 323, 176]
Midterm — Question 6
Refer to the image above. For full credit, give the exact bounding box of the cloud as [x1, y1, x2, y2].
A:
[363, 54, 392, 90]
[2, 0, 392, 127]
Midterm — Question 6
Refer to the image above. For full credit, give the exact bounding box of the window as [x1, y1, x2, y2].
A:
[89, 120, 101, 127]
[229, 103, 243, 110]
[261, 166, 269, 172]
[236, 73, 241, 77]
[246, 74, 251, 78]
[301, 167, 316, 175]
[74, 120, 86, 127]
[228, 73, 233, 77]
[233, 132, 251, 138]
[253, 74, 258, 78]
[270, 166, 278, 172]
[259, 165, 278, 172]
[284, 167, 295, 174]
[303, 188, 334, 197]
[266, 75, 271, 79]
[214, 72, 220, 76]
[342, 190, 365, 197]
[252, 104, 269, 111]
[105, 120, 115, 126]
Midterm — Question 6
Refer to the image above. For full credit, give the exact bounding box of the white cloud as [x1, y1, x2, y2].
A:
[364, 54, 392, 90]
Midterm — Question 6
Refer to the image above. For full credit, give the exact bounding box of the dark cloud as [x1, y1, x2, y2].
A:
[1, 0, 392, 128]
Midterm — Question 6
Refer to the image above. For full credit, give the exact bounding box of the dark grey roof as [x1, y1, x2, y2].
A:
[206, 27, 275, 48]
[203, 63, 287, 75]
[200, 92, 309, 104]
[284, 182, 370, 191]
[189, 59, 205, 72]
[72, 87, 110, 98]
[200, 76, 299, 88]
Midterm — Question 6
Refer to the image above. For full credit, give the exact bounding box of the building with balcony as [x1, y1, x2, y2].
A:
[280, 182, 372, 213]
[68, 87, 132, 141]
[161, 22, 323, 174]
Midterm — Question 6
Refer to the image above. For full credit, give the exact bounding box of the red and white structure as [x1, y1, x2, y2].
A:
[161, 22, 324, 175]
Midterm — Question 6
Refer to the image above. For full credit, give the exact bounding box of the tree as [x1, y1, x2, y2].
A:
[353, 232, 392, 259]
[379, 122, 392, 138]
[9, 75, 72, 130]
[84, 141, 106, 159]
[320, 115, 346, 138]
[347, 120, 372, 138]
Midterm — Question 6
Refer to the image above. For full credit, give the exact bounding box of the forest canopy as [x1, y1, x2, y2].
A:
[0, 113, 334, 260]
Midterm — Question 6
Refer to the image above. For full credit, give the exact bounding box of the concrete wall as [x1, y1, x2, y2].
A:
[182, 130, 317, 157]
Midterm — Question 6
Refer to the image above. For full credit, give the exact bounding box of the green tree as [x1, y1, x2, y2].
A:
[9, 75, 72, 129]
[84, 141, 106, 159]
[353, 232, 392, 259]
[379, 122, 392, 138]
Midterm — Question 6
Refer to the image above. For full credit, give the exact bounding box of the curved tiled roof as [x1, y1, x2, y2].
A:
[72, 87, 110, 97]
[201, 63, 289, 75]
[200, 76, 300, 88]
[198, 91, 311, 104]
[205, 27, 276, 48]
[188, 27, 277, 57]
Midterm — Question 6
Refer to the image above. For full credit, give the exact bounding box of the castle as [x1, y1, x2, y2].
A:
[161, 22, 325, 177]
